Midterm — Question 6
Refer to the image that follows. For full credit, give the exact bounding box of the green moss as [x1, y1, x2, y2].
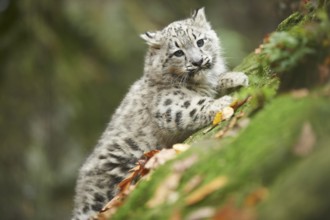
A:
[260, 6, 330, 75]
[261, 31, 315, 72]
[259, 140, 330, 220]
[258, 96, 330, 220]
[112, 92, 330, 220]
[277, 12, 305, 32]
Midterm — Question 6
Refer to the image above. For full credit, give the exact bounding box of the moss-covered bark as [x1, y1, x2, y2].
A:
[111, 2, 330, 219]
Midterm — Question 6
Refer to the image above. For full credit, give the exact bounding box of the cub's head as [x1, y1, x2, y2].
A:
[141, 8, 225, 83]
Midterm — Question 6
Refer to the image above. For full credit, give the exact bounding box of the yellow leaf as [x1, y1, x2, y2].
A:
[212, 107, 234, 126]
[212, 111, 223, 126]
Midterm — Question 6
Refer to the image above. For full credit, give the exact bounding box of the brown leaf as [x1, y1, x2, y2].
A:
[293, 122, 316, 157]
[118, 149, 160, 192]
[118, 161, 145, 192]
[95, 185, 135, 220]
[144, 149, 160, 159]
[97, 150, 162, 219]
[230, 96, 252, 110]
[95, 145, 197, 218]
[213, 199, 256, 220]
[95, 146, 194, 218]
[244, 187, 268, 207]
[186, 176, 228, 205]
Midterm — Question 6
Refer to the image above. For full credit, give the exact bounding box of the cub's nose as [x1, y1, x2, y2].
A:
[192, 58, 203, 67]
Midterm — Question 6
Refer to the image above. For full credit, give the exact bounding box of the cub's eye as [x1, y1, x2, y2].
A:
[173, 50, 184, 57]
[197, 39, 204, 47]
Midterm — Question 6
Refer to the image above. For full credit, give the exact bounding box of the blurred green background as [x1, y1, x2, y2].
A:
[0, 0, 297, 219]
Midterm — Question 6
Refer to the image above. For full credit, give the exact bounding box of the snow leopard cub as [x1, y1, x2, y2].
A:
[72, 8, 248, 220]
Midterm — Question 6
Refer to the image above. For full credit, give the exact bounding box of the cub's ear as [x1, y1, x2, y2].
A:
[191, 7, 211, 29]
[140, 31, 162, 49]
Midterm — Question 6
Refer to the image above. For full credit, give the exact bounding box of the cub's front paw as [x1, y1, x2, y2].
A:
[231, 72, 249, 87]
[219, 72, 249, 89]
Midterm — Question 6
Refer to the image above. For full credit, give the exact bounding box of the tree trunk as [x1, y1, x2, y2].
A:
[111, 2, 330, 219]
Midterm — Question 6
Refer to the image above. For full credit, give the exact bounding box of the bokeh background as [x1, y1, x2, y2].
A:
[0, 0, 299, 219]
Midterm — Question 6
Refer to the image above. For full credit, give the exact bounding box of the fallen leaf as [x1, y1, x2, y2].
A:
[212, 111, 223, 126]
[145, 148, 177, 170]
[222, 107, 234, 120]
[205, 97, 250, 134]
[95, 144, 197, 218]
[186, 176, 228, 205]
[118, 163, 142, 192]
[244, 187, 268, 207]
[147, 155, 199, 208]
[186, 207, 216, 220]
[214, 129, 226, 139]
[118, 149, 162, 191]
[172, 155, 199, 173]
[212, 107, 233, 126]
[293, 122, 316, 157]
[213, 198, 256, 220]
[95, 185, 135, 220]
[96, 149, 163, 219]
[100, 196, 122, 214]
[170, 209, 182, 220]
[147, 172, 182, 208]
[173, 143, 191, 153]
[214, 113, 249, 139]
[144, 149, 160, 158]
[183, 175, 203, 193]
[230, 96, 252, 110]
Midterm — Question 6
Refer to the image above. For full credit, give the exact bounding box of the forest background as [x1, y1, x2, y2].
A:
[0, 0, 300, 219]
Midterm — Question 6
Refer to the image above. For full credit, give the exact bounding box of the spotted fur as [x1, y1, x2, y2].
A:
[72, 8, 248, 220]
